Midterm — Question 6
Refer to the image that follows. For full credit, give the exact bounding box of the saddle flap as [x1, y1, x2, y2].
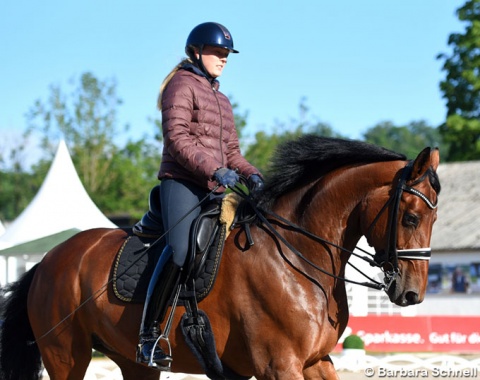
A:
[196, 218, 219, 253]
[192, 203, 221, 254]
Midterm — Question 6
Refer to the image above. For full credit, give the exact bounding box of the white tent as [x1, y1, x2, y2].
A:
[0, 220, 5, 237]
[0, 140, 116, 250]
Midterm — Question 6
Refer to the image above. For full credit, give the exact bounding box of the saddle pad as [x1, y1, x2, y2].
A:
[113, 225, 227, 304]
[113, 233, 162, 303]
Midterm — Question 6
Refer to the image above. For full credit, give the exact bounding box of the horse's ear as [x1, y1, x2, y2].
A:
[410, 147, 440, 181]
[430, 147, 440, 171]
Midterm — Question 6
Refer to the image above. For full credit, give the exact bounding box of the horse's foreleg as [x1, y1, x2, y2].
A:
[251, 353, 305, 380]
[303, 355, 339, 380]
[255, 355, 338, 380]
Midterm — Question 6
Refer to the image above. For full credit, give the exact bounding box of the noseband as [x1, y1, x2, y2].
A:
[368, 161, 438, 290]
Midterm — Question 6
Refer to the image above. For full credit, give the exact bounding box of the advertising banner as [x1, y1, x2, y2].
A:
[336, 316, 480, 352]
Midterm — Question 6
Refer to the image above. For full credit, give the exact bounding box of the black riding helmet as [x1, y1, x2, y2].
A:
[185, 22, 239, 54]
[185, 22, 238, 79]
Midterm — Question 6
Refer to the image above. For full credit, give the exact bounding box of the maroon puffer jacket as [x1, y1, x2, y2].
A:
[158, 68, 260, 190]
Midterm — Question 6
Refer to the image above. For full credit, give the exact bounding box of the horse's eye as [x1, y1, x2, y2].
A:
[403, 213, 419, 227]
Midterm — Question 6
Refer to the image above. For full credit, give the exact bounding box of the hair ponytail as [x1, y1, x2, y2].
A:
[157, 57, 194, 110]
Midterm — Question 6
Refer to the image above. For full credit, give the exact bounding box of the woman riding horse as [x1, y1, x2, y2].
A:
[138, 21, 263, 367]
[0, 136, 440, 380]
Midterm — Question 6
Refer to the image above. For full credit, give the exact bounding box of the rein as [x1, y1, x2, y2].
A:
[233, 161, 437, 293]
[255, 206, 385, 290]
[232, 185, 385, 291]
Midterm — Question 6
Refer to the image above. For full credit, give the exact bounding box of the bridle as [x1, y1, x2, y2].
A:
[233, 160, 438, 292]
[365, 161, 438, 291]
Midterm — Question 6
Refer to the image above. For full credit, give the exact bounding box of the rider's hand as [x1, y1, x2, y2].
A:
[213, 168, 239, 188]
[248, 174, 264, 198]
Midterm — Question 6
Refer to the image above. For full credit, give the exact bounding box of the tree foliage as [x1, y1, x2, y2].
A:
[25, 72, 160, 219]
[99, 139, 161, 219]
[363, 120, 447, 159]
[27, 72, 123, 194]
[0, 136, 46, 221]
[438, 0, 480, 161]
[244, 98, 346, 173]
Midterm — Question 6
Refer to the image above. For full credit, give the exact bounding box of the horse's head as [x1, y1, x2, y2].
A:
[364, 147, 441, 307]
[259, 136, 442, 307]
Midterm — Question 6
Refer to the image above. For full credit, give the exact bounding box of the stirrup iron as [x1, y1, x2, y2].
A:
[146, 283, 182, 370]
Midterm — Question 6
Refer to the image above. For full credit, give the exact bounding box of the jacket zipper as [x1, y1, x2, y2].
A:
[212, 86, 225, 168]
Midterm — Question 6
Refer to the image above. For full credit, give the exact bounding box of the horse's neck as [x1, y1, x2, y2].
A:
[273, 164, 384, 262]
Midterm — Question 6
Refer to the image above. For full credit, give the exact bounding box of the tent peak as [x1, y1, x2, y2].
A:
[0, 140, 116, 247]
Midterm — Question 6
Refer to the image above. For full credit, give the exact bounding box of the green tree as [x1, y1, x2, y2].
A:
[101, 138, 161, 220]
[27, 72, 124, 195]
[244, 98, 346, 173]
[25, 72, 158, 218]
[232, 98, 248, 140]
[244, 130, 295, 173]
[363, 120, 447, 159]
[438, 0, 480, 161]
[0, 136, 44, 221]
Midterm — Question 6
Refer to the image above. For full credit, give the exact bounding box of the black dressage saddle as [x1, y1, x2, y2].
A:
[112, 185, 227, 303]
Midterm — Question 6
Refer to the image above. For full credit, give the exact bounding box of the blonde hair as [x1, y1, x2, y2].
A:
[157, 57, 194, 110]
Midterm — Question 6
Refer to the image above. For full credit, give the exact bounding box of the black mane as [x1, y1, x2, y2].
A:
[258, 135, 406, 207]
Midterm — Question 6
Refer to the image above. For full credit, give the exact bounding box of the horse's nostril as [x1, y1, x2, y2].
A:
[405, 291, 419, 304]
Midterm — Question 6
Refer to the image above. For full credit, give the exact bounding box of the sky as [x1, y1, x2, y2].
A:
[0, 0, 466, 164]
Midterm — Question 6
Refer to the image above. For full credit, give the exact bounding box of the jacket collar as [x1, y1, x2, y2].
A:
[181, 63, 220, 91]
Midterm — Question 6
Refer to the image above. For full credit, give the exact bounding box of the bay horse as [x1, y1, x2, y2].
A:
[0, 136, 440, 380]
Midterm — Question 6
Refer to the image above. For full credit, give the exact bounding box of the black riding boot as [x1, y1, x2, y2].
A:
[137, 245, 181, 367]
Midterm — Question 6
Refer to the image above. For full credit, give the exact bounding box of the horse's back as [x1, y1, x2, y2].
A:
[30, 228, 125, 291]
